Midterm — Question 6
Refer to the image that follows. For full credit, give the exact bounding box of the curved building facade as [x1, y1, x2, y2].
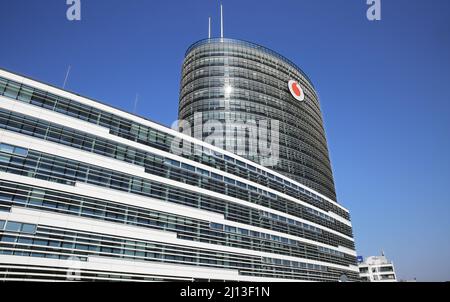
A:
[0, 61, 357, 280]
[179, 38, 336, 200]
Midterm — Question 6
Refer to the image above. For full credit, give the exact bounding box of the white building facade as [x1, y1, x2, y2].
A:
[358, 255, 397, 282]
[0, 68, 359, 281]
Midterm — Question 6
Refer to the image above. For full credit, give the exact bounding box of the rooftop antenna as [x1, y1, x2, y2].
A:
[208, 17, 211, 39]
[133, 93, 139, 114]
[220, 3, 224, 39]
[62, 65, 71, 89]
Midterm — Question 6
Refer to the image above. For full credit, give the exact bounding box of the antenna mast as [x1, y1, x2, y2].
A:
[220, 3, 224, 39]
[63, 65, 71, 89]
[133, 93, 139, 114]
[208, 17, 211, 39]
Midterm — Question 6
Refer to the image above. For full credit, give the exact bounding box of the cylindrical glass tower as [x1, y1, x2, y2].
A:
[179, 38, 337, 201]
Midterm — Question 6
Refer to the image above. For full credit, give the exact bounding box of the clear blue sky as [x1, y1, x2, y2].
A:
[1, 0, 449, 281]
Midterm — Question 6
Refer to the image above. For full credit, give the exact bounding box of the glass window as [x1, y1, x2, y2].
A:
[165, 158, 180, 167]
[223, 155, 234, 163]
[225, 225, 237, 233]
[0, 79, 7, 94]
[1, 235, 16, 243]
[75, 244, 89, 251]
[0, 144, 28, 157]
[250, 231, 259, 237]
[13, 147, 28, 157]
[248, 185, 257, 192]
[210, 172, 223, 181]
[210, 223, 223, 230]
[5, 221, 22, 232]
[235, 160, 246, 167]
[271, 235, 280, 242]
[224, 177, 235, 185]
[181, 163, 195, 172]
[236, 181, 247, 188]
[238, 228, 249, 236]
[268, 192, 277, 199]
[34, 239, 48, 246]
[62, 242, 74, 249]
[116, 145, 126, 160]
[197, 168, 210, 177]
[213, 151, 223, 158]
[21, 223, 37, 234]
[18, 87, 33, 103]
[49, 241, 61, 247]
[18, 237, 33, 245]
[3, 83, 20, 99]
[0, 143, 15, 154]
[29, 189, 45, 206]
[0, 220, 5, 229]
[0, 154, 10, 163]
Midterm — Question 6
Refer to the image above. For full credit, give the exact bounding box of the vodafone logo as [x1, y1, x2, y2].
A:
[288, 80, 305, 101]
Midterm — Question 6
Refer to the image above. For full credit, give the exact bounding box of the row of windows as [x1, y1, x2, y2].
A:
[184, 39, 314, 88]
[210, 221, 321, 244]
[0, 76, 349, 219]
[318, 246, 345, 258]
[179, 105, 336, 199]
[0, 224, 359, 281]
[0, 220, 36, 234]
[0, 143, 28, 157]
[180, 72, 323, 129]
[167, 158, 278, 199]
[360, 266, 394, 273]
[0, 227, 259, 270]
[0, 148, 355, 249]
[180, 65, 319, 117]
[208, 221, 347, 261]
[179, 94, 330, 163]
[182, 46, 323, 120]
[261, 257, 328, 271]
[0, 108, 352, 236]
[260, 211, 325, 233]
[179, 107, 333, 185]
[306, 207, 336, 223]
[240, 266, 359, 281]
[179, 92, 335, 198]
[181, 58, 315, 100]
[179, 88, 328, 155]
[0, 264, 193, 281]
[0, 181, 356, 266]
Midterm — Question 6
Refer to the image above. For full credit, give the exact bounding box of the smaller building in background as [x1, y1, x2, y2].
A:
[358, 253, 397, 282]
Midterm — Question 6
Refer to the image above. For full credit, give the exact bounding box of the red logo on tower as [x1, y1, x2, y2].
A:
[288, 80, 305, 101]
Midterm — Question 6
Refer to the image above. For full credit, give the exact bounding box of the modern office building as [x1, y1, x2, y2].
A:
[0, 39, 358, 281]
[179, 38, 336, 200]
[358, 254, 397, 282]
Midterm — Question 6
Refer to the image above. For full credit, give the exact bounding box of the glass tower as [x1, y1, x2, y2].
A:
[179, 38, 337, 201]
